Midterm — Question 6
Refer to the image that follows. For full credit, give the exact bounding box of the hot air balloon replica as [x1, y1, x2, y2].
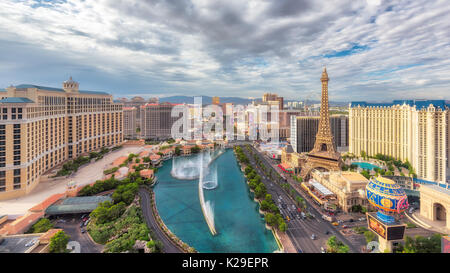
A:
[365, 176, 409, 252]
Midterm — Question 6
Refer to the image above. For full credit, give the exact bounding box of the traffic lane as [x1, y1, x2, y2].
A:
[242, 148, 323, 252]
[138, 189, 182, 253]
[242, 149, 314, 252]
[246, 146, 360, 253]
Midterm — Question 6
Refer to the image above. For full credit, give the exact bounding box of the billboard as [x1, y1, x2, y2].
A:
[387, 225, 406, 241]
[367, 213, 406, 241]
[367, 213, 387, 239]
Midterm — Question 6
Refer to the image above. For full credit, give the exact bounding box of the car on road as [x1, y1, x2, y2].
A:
[325, 230, 331, 235]
[332, 222, 339, 226]
[348, 219, 354, 222]
[80, 222, 84, 228]
[358, 217, 366, 221]
[25, 240, 37, 247]
[311, 234, 317, 240]
[321, 247, 326, 253]
[81, 228, 86, 234]
[286, 215, 290, 221]
[342, 225, 349, 229]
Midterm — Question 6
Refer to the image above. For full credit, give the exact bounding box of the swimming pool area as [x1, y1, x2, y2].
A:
[351, 161, 380, 170]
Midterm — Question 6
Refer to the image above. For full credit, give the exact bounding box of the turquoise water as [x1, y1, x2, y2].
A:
[351, 162, 379, 170]
[153, 149, 279, 253]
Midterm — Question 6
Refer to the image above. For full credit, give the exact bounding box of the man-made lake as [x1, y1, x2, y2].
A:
[153, 149, 279, 253]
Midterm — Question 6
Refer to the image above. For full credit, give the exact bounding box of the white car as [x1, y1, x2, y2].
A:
[25, 240, 37, 247]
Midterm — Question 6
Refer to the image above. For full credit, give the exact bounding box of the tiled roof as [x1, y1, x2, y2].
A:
[29, 193, 65, 212]
[13, 84, 109, 95]
[0, 97, 34, 103]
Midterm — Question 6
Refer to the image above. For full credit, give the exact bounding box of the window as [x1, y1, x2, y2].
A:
[14, 169, 20, 176]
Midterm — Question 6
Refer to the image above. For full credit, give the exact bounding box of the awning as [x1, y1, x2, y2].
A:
[278, 163, 293, 173]
[309, 180, 334, 196]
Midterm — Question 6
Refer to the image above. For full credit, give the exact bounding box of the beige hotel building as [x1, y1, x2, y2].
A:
[349, 100, 450, 184]
[0, 78, 123, 200]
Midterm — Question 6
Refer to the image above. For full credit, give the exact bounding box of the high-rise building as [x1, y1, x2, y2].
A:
[0, 78, 123, 200]
[118, 96, 159, 130]
[262, 93, 284, 110]
[290, 115, 348, 153]
[123, 107, 137, 139]
[349, 100, 450, 184]
[212, 96, 220, 105]
[140, 103, 179, 140]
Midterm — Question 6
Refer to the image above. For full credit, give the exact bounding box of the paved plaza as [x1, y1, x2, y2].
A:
[0, 146, 144, 216]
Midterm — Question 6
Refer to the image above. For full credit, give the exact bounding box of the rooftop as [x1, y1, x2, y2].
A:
[340, 172, 369, 182]
[0, 97, 35, 103]
[423, 184, 450, 196]
[12, 84, 109, 95]
[45, 196, 112, 215]
[309, 180, 334, 196]
[350, 100, 450, 110]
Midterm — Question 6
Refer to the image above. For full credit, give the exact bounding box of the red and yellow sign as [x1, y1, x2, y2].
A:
[367, 213, 387, 239]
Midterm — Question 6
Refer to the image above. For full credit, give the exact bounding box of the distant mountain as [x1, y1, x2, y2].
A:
[159, 95, 253, 105]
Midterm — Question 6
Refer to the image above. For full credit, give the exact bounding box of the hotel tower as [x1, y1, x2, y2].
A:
[349, 100, 450, 184]
[0, 78, 123, 200]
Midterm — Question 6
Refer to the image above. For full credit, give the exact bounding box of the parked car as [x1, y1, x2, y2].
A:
[81, 229, 86, 234]
[80, 222, 84, 228]
[25, 240, 37, 247]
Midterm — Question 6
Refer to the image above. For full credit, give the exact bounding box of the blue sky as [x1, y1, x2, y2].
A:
[0, 0, 449, 101]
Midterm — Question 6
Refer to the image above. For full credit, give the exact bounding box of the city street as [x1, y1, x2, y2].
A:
[138, 188, 183, 253]
[241, 144, 360, 253]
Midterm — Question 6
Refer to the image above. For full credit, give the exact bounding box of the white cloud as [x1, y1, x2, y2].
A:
[0, 0, 448, 101]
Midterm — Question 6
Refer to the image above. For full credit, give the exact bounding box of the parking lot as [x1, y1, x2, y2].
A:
[51, 214, 103, 253]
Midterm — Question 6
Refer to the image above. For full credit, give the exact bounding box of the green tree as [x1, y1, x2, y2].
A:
[29, 218, 53, 233]
[254, 183, 267, 199]
[326, 236, 349, 253]
[49, 230, 70, 253]
[364, 230, 376, 243]
[403, 234, 441, 253]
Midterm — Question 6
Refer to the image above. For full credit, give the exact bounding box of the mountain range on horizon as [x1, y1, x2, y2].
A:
[156, 95, 350, 107]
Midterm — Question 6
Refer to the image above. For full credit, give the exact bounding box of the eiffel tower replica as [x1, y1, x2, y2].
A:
[300, 68, 342, 179]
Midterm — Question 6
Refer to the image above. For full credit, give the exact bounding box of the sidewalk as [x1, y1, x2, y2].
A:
[0, 146, 144, 216]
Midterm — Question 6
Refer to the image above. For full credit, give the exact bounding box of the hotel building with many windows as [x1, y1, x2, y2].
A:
[0, 78, 123, 200]
[349, 100, 450, 184]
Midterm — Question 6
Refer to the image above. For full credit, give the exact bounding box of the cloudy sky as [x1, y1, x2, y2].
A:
[0, 0, 449, 101]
